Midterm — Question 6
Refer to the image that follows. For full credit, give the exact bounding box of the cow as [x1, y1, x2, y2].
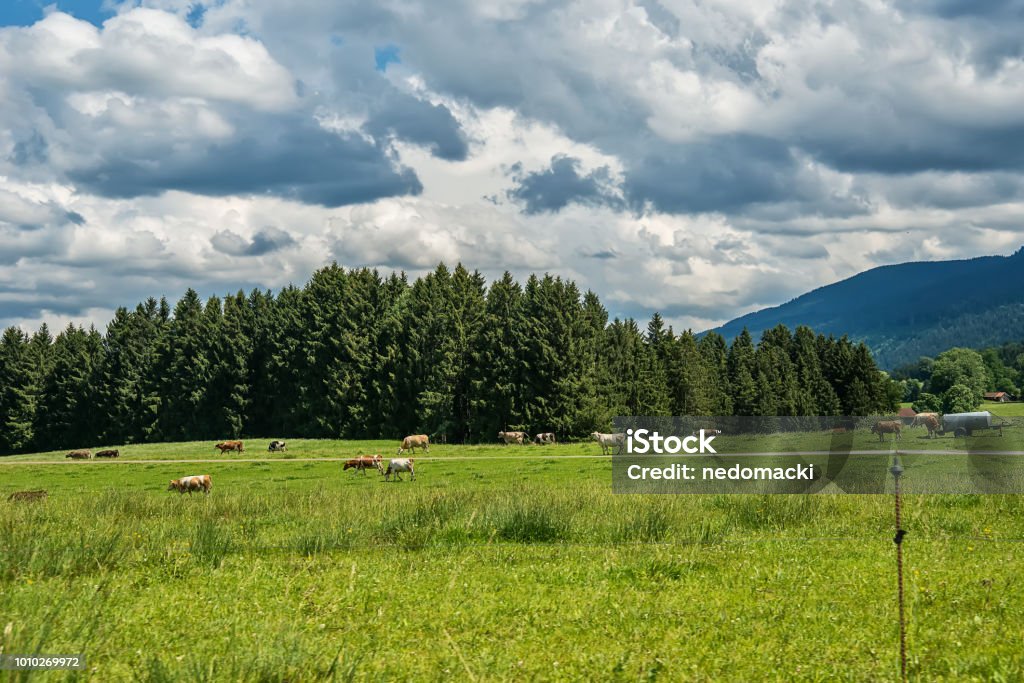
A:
[268, 440, 287, 453]
[911, 412, 940, 427]
[591, 432, 626, 455]
[915, 413, 942, 439]
[343, 455, 384, 475]
[95, 449, 119, 458]
[397, 434, 430, 456]
[65, 450, 92, 460]
[168, 475, 213, 495]
[384, 458, 415, 482]
[534, 432, 556, 445]
[498, 431, 528, 445]
[691, 429, 722, 438]
[214, 441, 244, 454]
[7, 490, 47, 502]
[870, 421, 902, 442]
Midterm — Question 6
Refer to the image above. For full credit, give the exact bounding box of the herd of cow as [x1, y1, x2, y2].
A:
[867, 413, 942, 441]
[497, 431, 557, 445]
[34, 417, 956, 502]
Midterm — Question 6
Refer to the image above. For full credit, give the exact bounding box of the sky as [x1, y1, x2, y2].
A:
[2, 0, 1024, 333]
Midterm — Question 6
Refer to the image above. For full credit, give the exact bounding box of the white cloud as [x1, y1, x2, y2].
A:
[2, 1, 1024, 336]
[0, 9, 297, 111]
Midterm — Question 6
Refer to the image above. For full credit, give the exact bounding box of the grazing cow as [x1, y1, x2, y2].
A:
[831, 427, 848, 434]
[384, 458, 415, 482]
[911, 412, 940, 427]
[343, 455, 384, 475]
[498, 431, 528, 445]
[95, 449, 119, 458]
[590, 432, 626, 455]
[168, 475, 213, 495]
[214, 441, 244, 454]
[65, 450, 92, 460]
[268, 440, 287, 453]
[691, 429, 722, 438]
[7, 490, 48, 502]
[870, 421, 902, 442]
[534, 432, 556, 445]
[397, 434, 430, 456]
[916, 414, 942, 439]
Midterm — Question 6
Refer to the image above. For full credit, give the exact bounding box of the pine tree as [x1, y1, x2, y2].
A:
[202, 292, 252, 438]
[0, 327, 36, 452]
[727, 329, 758, 416]
[793, 326, 839, 415]
[34, 324, 103, 449]
[156, 289, 212, 440]
[698, 332, 733, 415]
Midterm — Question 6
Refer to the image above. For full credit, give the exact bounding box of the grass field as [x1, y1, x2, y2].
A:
[2, 438, 1024, 681]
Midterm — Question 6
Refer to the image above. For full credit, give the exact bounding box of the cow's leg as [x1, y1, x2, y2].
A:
[410, 467, 415, 481]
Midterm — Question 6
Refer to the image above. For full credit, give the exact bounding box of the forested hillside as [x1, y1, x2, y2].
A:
[711, 247, 1024, 368]
[0, 263, 898, 453]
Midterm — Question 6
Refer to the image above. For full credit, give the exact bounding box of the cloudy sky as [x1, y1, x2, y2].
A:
[2, 0, 1024, 333]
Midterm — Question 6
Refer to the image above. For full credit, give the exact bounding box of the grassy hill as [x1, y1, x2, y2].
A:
[710, 247, 1024, 368]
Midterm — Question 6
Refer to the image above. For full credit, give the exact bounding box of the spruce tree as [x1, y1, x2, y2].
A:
[727, 329, 758, 416]
[0, 327, 36, 452]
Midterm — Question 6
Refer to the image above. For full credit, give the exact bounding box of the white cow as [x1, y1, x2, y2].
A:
[385, 458, 415, 482]
[591, 432, 626, 455]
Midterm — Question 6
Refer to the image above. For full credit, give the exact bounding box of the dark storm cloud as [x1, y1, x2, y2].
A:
[804, 123, 1024, 176]
[211, 227, 297, 256]
[67, 116, 423, 207]
[580, 248, 618, 260]
[508, 155, 620, 214]
[622, 137, 797, 214]
[363, 95, 469, 161]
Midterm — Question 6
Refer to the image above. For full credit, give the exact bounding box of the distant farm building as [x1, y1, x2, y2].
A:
[897, 407, 917, 424]
[984, 391, 1011, 403]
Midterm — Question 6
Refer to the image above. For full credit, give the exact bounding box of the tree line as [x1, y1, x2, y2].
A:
[0, 263, 900, 454]
[894, 343, 1024, 414]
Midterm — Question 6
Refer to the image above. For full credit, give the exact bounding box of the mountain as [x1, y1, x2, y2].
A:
[708, 247, 1024, 369]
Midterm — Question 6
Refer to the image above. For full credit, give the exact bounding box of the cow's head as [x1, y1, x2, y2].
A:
[168, 480, 178, 491]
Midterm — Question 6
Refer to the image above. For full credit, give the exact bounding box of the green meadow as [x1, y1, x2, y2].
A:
[2, 437, 1024, 681]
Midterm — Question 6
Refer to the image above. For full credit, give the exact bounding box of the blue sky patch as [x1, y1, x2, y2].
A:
[374, 44, 401, 72]
[0, 0, 113, 27]
[185, 3, 206, 28]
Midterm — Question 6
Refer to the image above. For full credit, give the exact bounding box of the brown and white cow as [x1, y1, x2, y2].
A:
[498, 431, 528, 445]
[397, 434, 429, 456]
[870, 421, 902, 442]
[915, 414, 942, 439]
[65, 450, 92, 459]
[343, 455, 384, 475]
[168, 475, 212, 495]
[384, 458, 415, 482]
[534, 432, 556, 445]
[214, 441, 244, 454]
[95, 449, 119, 458]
